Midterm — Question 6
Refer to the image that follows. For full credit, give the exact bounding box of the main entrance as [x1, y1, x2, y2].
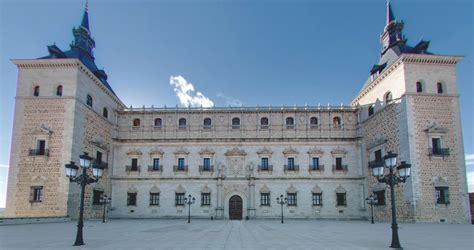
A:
[229, 195, 243, 220]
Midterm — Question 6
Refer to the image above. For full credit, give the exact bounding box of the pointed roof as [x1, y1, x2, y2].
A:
[386, 0, 395, 25]
[81, 6, 90, 31]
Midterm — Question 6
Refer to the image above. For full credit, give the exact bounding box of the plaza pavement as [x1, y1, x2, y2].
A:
[0, 219, 473, 249]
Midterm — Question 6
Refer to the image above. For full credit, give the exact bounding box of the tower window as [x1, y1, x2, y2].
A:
[368, 105, 374, 116]
[232, 117, 240, 129]
[435, 187, 449, 204]
[56, 85, 63, 96]
[33, 86, 40, 96]
[416, 82, 423, 93]
[102, 108, 108, 118]
[437, 82, 444, 94]
[203, 118, 212, 129]
[30, 186, 43, 202]
[132, 118, 141, 127]
[86, 94, 93, 107]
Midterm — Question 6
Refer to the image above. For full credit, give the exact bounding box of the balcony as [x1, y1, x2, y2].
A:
[148, 165, 162, 172]
[126, 165, 140, 172]
[260, 125, 269, 130]
[258, 165, 273, 172]
[199, 165, 214, 172]
[284, 165, 300, 172]
[429, 148, 450, 157]
[173, 165, 188, 172]
[309, 165, 324, 172]
[29, 149, 49, 156]
[332, 164, 348, 172]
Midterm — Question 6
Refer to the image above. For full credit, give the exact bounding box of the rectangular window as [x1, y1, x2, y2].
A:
[336, 193, 346, 206]
[178, 158, 185, 170]
[432, 138, 442, 154]
[31, 186, 43, 202]
[261, 157, 269, 170]
[131, 158, 138, 171]
[287, 193, 297, 206]
[93, 190, 104, 205]
[287, 158, 295, 170]
[201, 193, 211, 206]
[150, 193, 160, 206]
[374, 149, 382, 162]
[175, 193, 185, 206]
[37, 140, 46, 155]
[261, 193, 270, 206]
[335, 157, 343, 170]
[203, 158, 211, 170]
[153, 158, 160, 170]
[311, 157, 319, 170]
[374, 190, 386, 206]
[96, 151, 103, 163]
[435, 187, 449, 204]
[127, 192, 137, 206]
[312, 193, 322, 206]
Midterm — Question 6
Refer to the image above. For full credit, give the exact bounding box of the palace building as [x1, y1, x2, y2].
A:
[4, 2, 471, 223]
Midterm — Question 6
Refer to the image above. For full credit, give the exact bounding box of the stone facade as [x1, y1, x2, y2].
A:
[4, 3, 471, 223]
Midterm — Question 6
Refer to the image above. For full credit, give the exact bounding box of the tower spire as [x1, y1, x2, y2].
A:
[81, 0, 90, 31]
[386, 0, 395, 25]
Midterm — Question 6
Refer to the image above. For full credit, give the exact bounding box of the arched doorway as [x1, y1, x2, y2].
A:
[229, 195, 243, 220]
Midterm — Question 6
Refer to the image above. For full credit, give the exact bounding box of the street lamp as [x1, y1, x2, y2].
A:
[276, 194, 287, 224]
[365, 194, 378, 224]
[184, 194, 196, 223]
[65, 153, 104, 246]
[370, 151, 411, 249]
[100, 194, 111, 223]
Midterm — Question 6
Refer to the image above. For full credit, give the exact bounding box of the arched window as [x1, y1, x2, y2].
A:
[154, 118, 162, 127]
[333, 117, 341, 128]
[416, 82, 423, 93]
[437, 82, 444, 94]
[203, 118, 212, 129]
[133, 118, 141, 127]
[310, 117, 318, 128]
[385, 91, 393, 103]
[86, 94, 93, 107]
[260, 117, 269, 129]
[178, 118, 187, 129]
[232, 117, 240, 129]
[56, 85, 63, 96]
[368, 105, 374, 116]
[33, 86, 40, 96]
[102, 107, 108, 118]
[286, 117, 294, 129]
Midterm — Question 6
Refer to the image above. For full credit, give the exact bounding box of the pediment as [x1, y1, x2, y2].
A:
[150, 185, 161, 193]
[199, 148, 215, 155]
[425, 123, 448, 134]
[30, 124, 52, 135]
[335, 185, 346, 193]
[312, 185, 322, 193]
[126, 149, 142, 156]
[149, 149, 164, 156]
[175, 185, 186, 193]
[225, 147, 247, 156]
[283, 147, 299, 156]
[127, 186, 138, 193]
[433, 176, 448, 187]
[286, 185, 298, 193]
[174, 148, 190, 155]
[307, 147, 324, 155]
[91, 139, 108, 151]
[260, 184, 271, 193]
[331, 148, 347, 155]
[257, 147, 273, 155]
[201, 185, 211, 193]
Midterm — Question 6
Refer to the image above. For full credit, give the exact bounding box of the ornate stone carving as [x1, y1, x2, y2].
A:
[260, 184, 271, 193]
[283, 147, 299, 156]
[201, 184, 211, 193]
[150, 185, 160, 193]
[311, 185, 322, 193]
[331, 148, 347, 155]
[225, 147, 247, 156]
[127, 186, 138, 193]
[307, 147, 324, 155]
[286, 185, 297, 193]
[199, 148, 215, 155]
[30, 124, 53, 135]
[126, 149, 142, 156]
[149, 149, 164, 156]
[175, 185, 186, 193]
[256, 147, 273, 155]
[174, 148, 189, 155]
[335, 185, 346, 193]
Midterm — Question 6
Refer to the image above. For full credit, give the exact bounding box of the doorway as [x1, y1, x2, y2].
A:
[229, 195, 243, 220]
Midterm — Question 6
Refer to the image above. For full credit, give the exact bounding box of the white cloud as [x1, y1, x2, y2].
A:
[465, 154, 474, 166]
[0, 164, 9, 168]
[217, 92, 243, 106]
[169, 76, 214, 107]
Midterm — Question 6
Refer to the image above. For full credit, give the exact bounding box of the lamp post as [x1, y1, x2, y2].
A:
[100, 194, 111, 223]
[276, 194, 287, 224]
[65, 153, 104, 246]
[184, 194, 196, 223]
[370, 151, 411, 249]
[365, 194, 378, 224]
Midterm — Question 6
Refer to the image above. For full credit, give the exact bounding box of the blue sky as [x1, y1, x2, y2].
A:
[0, 0, 472, 207]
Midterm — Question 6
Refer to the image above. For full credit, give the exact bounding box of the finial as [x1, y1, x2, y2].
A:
[85, 0, 89, 12]
[386, 0, 395, 25]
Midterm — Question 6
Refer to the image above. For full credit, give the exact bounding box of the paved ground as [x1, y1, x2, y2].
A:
[0, 219, 473, 249]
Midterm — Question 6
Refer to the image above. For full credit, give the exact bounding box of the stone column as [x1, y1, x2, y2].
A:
[215, 166, 225, 219]
[248, 178, 256, 218]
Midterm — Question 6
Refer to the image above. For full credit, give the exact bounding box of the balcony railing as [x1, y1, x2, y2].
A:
[332, 165, 348, 171]
[284, 165, 300, 171]
[173, 165, 188, 172]
[148, 165, 163, 171]
[429, 148, 450, 157]
[260, 125, 269, 129]
[199, 165, 214, 172]
[368, 160, 383, 169]
[126, 165, 140, 172]
[309, 165, 324, 171]
[258, 165, 273, 172]
[29, 149, 49, 156]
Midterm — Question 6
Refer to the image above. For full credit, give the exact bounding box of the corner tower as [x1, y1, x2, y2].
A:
[352, 1, 470, 223]
[5, 4, 125, 219]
